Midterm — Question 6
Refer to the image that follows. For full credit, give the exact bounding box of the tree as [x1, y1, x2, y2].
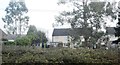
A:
[56, 0, 117, 48]
[27, 25, 48, 44]
[14, 26, 48, 46]
[27, 25, 37, 35]
[114, 1, 120, 43]
[15, 36, 31, 46]
[2, 0, 29, 35]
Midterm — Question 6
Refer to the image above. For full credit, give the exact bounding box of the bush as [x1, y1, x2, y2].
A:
[2, 46, 119, 63]
[4, 41, 15, 45]
[57, 42, 63, 47]
[66, 43, 70, 47]
[2, 38, 8, 41]
[15, 36, 31, 46]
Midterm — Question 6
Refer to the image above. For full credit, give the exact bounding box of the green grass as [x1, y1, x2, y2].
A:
[2, 45, 120, 63]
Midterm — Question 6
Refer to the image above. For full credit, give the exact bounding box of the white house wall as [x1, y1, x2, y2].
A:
[52, 36, 69, 43]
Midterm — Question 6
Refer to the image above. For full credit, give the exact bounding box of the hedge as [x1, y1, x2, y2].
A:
[2, 46, 120, 63]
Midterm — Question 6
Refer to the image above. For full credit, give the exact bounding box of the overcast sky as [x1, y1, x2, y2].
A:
[0, 0, 119, 41]
[0, 0, 71, 41]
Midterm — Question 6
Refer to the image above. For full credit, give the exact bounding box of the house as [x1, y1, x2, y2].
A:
[0, 29, 7, 41]
[52, 27, 119, 48]
[0, 29, 26, 42]
[6, 35, 19, 42]
[52, 28, 71, 47]
[52, 28, 88, 48]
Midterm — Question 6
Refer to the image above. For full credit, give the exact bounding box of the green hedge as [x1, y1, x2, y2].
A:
[15, 36, 31, 46]
[2, 46, 119, 63]
[4, 41, 15, 45]
[2, 38, 8, 41]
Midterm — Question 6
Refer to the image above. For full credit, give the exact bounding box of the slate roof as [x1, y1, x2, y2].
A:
[6, 34, 25, 40]
[52, 28, 70, 36]
[106, 27, 115, 35]
[6, 35, 18, 40]
[0, 29, 7, 36]
[52, 28, 93, 36]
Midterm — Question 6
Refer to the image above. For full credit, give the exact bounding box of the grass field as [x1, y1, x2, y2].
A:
[2, 45, 120, 64]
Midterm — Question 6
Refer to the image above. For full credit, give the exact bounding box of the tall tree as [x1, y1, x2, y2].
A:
[56, 0, 117, 47]
[37, 31, 48, 43]
[115, 1, 120, 40]
[2, 0, 29, 35]
[27, 25, 48, 43]
[27, 25, 37, 35]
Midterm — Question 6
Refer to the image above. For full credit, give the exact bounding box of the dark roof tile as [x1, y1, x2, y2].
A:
[52, 28, 70, 36]
[52, 28, 93, 36]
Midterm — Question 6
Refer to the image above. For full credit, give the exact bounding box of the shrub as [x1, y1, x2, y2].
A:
[57, 42, 63, 47]
[66, 43, 70, 47]
[15, 36, 31, 46]
[2, 38, 8, 41]
[4, 41, 15, 45]
[2, 46, 119, 63]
